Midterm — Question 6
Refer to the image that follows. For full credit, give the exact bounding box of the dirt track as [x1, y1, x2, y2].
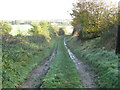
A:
[19, 37, 98, 88]
[19, 47, 57, 88]
[64, 38, 98, 88]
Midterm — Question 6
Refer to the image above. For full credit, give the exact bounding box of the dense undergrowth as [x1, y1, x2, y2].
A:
[2, 34, 57, 88]
[66, 34, 119, 88]
[42, 37, 82, 88]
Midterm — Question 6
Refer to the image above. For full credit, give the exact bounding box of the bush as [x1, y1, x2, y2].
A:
[0, 21, 12, 34]
[58, 28, 65, 36]
[96, 24, 117, 49]
[29, 21, 57, 42]
[2, 34, 57, 88]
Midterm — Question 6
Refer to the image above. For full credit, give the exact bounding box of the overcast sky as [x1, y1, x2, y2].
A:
[0, 0, 119, 20]
[0, 0, 78, 20]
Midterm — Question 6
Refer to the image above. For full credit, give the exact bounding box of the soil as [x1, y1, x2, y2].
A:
[19, 47, 57, 88]
[64, 38, 98, 88]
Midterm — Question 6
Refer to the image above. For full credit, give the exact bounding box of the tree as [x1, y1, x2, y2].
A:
[72, 24, 82, 37]
[71, 0, 118, 39]
[0, 21, 12, 34]
[58, 28, 65, 36]
[29, 21, 57, 42]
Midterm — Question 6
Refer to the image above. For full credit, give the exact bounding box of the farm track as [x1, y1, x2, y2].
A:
[20, 37, 98, 88]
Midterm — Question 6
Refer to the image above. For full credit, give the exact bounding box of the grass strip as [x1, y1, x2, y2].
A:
[42, 37, 82, 88]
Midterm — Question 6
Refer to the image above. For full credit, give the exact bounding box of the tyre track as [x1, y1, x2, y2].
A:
[19, 45, 58, 88]
[64, 38, 98, 88]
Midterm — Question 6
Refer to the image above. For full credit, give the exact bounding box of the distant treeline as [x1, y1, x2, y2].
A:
[0, 21, 66, 38]
[7, 20, 71, 25]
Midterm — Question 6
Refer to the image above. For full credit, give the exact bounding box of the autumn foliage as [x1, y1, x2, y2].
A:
[71, 0, 118, 39]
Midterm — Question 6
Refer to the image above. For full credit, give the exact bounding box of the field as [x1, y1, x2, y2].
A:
[10, 25, 73, 36]
[10, 25, 32, 36]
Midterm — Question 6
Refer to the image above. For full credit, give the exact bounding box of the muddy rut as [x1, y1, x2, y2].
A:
[19, 46, 57, 88]
[64, 38, 98, 88]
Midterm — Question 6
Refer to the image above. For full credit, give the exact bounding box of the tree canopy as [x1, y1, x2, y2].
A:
[29, 21, 57, 42]
[71, 0, 118, 39]
[0, 21, 12, 34]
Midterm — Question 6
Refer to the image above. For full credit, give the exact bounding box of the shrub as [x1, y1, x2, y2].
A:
[0, 21, 12, 34]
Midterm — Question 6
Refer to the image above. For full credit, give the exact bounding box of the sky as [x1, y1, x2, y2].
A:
[0, 0, 119, 20]
[0, 0, 77, 20]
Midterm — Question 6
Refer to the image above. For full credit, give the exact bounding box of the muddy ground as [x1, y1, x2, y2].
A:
[64, 38, 98, 88]
[19, 47, 57, 88]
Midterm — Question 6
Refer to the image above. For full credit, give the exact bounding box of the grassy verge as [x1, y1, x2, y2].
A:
[42, 37, 82, 88]
[2, 35, 57, 88]
[66, 36, 119, 88]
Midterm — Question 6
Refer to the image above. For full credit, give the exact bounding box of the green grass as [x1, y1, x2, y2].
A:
[66, 36, 119, 88]
[42, 37, 82, 88]
[2, 35, 57, 88]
